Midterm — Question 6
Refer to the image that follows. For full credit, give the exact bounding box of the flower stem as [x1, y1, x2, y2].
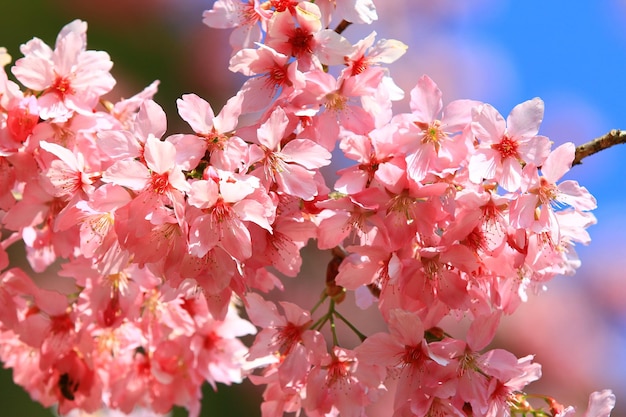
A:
[334, 310, 367, 342]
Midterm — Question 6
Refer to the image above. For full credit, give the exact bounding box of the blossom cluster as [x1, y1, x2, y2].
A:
[0, 1, 615, 417]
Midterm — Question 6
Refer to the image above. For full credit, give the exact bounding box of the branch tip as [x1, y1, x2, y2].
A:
[573, 129, 626, 166]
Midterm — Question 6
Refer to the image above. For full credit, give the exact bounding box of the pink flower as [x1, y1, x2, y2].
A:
[265, 3, 352, 70]
[190, 305, 256, 389]
[176, 92, 247, 172]
[187, 168, 274, 261]
[510, 142, 597, 239]
[245, 292, 325, 361]
[12, 20, 115, 121]
[102, 134, 191, 195]
[315, 188, 385, 249]
[398, 74, 478, 183]
[296, 67, 380, 142]
[304, 347, 385, 417]
[109, 80, 160, 129]
[202, 0, 272, 52]
[248, 106, 331, 200]
[38, 140, 95, 200]
[1, 95, 39, 152]
[469, 98, 551, 191]
[341, 31, 407, 82]
[557, 390, 616, 417]
[316, 0, 378, 26]
[229, 44, 306, 113]
[356, 309, 451, 413]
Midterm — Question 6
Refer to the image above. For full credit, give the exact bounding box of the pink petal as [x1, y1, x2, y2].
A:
[472, 103, 506, 144]
[410, 75, 443, 123]
[442, 99, 480, 132]
[188, 180, 219, 209]
[583, 390, 616, 417]
[388, 309, 424, 346]
[499, 157, 522, 192]
[12, 40, 54, 90]
[507, 97, 544, 139]
[245, 293, 284, 328]
[542, 142, 575, 182]
[188, 214, 219, 257]
[166, 134, 206, 171]
[97, 130, 141, 160]
[233, 199, 272, 232]
[558, 180, 597, 211]
[281, 139, 331, 169]
[220, 217, 252, 260]
[467, 311, 501, 351]
[177, 93, 215, 134]
[52, 30, 82, 76]
[257, 106, 288, 149]
[39, 140, 79, 171]
[276, 164, 317, 200]
[144, 135, 175, 174]
[73, 50, 115, 94]
[135, 100, 167, 140]
[102, 159, 149, 190]
[202, 0, 241, 29]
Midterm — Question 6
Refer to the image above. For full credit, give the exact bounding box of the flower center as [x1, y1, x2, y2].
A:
[492, 135, 519, 159]
[289, 27, 313, 58]
[150, 172, 170, 194]
[51, 75, 74, 99]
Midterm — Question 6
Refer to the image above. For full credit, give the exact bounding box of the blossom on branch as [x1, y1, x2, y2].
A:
[0, 4, 617, 417]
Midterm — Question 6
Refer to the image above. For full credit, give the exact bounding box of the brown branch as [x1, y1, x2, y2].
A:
[573, 129, 626, 166]
[334, 19, 352, 35]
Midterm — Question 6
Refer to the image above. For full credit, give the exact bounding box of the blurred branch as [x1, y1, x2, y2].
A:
[334, 19, 351, 34]
[573, 129, 626, 166]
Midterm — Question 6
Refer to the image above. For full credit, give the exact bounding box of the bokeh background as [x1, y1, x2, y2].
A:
[0, 0, 625, 416]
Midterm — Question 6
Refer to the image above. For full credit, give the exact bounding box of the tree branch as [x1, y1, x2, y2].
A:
[334, 19, 352, 35]
[573, 129, 626, 166]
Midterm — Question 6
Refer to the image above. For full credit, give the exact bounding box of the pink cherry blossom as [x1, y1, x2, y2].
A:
[397, 74, 478, 183]
[12, 20, 115, 121]
[265, 3, 352, 70]
[557, 390, 616, 417]
[102, 134, 190, 196]
[248, 106, 331, 200]
[316, 0, 378, 26]
[202, 0, 272, 52]
[229, 43, 306, 113]
[176, 92, 247, 171]
[187, 168, 274, 261]
[510, 142, 597, 237]
[469, 98, 552, 191]
[356, 309, 452, 415]
[304, 346, 384, 417]
[38, 140, 95, 200]
[0, 8, 613, 417]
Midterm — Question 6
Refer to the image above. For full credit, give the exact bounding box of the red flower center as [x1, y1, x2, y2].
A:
[289, 28, 313, 58]
[150, 172, 170, 194]
[51, 75, 74, 99]
[492, 135, 519, 159]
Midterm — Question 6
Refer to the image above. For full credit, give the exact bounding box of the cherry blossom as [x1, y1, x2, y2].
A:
[202, 0, 272, 52]
[11, 19, 115, 121]
[469, 98, 552, 191]
[248, 106, 331, 200]
[0, 5, 616, 417]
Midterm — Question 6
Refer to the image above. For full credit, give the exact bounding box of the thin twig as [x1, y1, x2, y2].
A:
[573, 129, 626, 166]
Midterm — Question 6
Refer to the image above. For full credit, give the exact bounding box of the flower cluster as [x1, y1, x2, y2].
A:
[0, 1, 615, 417]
